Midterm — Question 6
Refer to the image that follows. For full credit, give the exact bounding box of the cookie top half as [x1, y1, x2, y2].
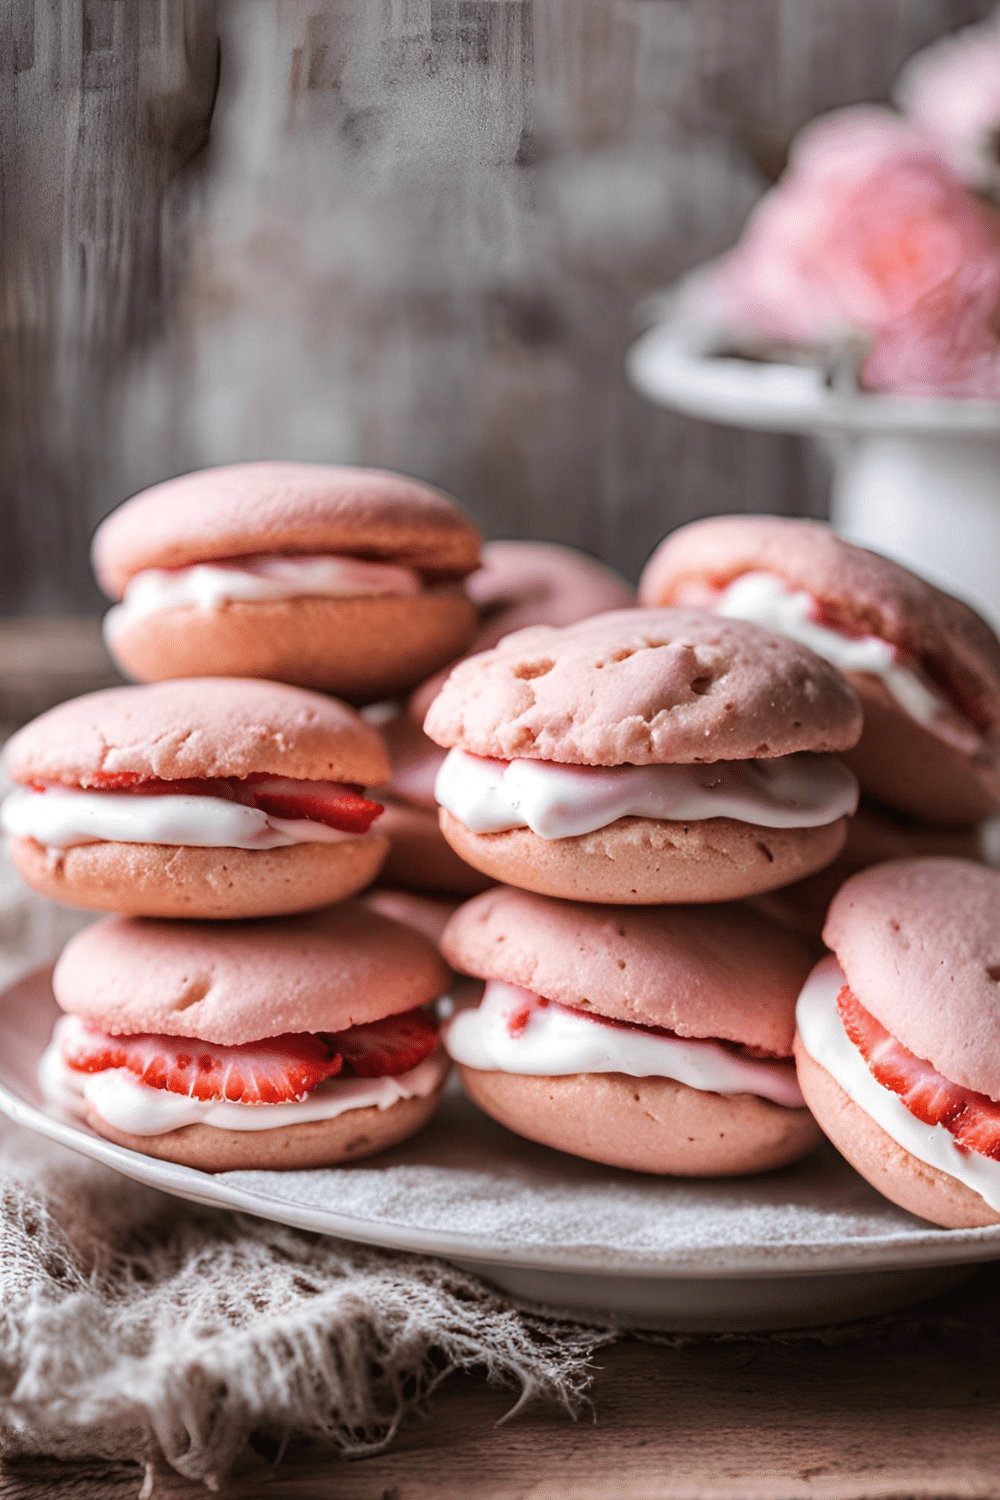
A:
[4, 678, 390, 788]
[93, 462, 482, 596]
[423, 608, 862, 765]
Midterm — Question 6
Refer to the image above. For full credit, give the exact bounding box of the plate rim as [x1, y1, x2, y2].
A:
[5, 965, 1000, 1282]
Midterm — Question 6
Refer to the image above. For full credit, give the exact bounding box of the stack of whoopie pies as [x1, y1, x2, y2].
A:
[422, 518, 1000, 1217]
[424, 605, 863, 1176]
[4, 462, 495, 1170]
[9, 473, 1000, 1227]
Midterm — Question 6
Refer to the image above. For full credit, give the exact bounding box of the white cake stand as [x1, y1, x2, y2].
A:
[627, 305, 1000, 630]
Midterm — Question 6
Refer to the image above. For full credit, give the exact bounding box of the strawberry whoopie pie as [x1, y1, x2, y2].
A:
[376, 542, 634, 896]
[1, 678, 389, 919]
[93, 462, 482, 704]
[40, 903, 451, 1171]
[639, 516, 1000, 824]
[751, 797, 983, 942]
[441, 886, 820, 1174]
[424, 608, 862, 904]
[795, 858, 1000, 1228]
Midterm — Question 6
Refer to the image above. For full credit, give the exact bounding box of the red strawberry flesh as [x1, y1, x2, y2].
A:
[838, 985, 1000, 1161]
[40, 773, 384, 834]
[244, 776, 384, 834]
[328, 1007, 440, 1078]
[63, 1027, 343, 1104]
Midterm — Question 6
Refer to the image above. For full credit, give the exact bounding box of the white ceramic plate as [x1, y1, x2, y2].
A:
[3, 967, 999, 1331]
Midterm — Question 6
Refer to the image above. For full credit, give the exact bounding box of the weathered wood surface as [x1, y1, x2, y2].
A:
[5, 1271, 1000, 1498]
[1, 0, 994, 615]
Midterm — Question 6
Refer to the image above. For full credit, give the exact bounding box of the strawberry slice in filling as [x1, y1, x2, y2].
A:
[331, 1007, 440, 1077]
[62, 1007, 439, 1105]
[837, 986, 1000, 1161]
[241, 776, 384, 835]
[39, 770, 384, 835]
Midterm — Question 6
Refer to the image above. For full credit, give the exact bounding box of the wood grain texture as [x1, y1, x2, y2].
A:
[4, 1269, 1000, 1497]
[1, 0, 995, 610]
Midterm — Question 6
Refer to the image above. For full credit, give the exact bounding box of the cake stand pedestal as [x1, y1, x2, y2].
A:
[627, 313, 1000, 630]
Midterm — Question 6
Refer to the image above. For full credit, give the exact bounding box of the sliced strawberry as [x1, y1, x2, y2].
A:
[63, 1026, 343, 1104]
[328, 1007, 439, 1078]
[41, 771, 383, 833]
[838, 985, 1000, 1161]
[508, 997, 547, 1037]
[243, 776, 384, 834]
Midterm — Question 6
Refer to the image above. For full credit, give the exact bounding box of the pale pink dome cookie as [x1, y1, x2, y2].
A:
[2, 678, 391, 919]
[424, 608, 862, 904]
[93, 463, 482, 704]
[640, 515, 1000, 824]
[41, 903, 451, 1172]
[794, 858, 1000, 1228]
[441, 886, 820, 1175]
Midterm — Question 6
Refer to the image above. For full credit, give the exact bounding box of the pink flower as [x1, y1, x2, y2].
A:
[862, 256, 1000, 398]
[896, 12, 1000, 199]
[696, 105, 1000, 347]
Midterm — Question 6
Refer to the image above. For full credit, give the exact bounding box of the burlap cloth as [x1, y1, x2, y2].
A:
[0, 842, 620, 1492]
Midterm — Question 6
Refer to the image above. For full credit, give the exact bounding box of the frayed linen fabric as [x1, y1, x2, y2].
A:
[0, 846, 611, 1491]
[0, 1122, 611, 1490]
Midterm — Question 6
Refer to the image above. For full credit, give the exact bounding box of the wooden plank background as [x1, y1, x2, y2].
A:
[1, 0, 993, 614]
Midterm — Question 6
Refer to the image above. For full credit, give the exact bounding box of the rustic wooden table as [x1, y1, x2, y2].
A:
[3, 1270, 1000, 1498]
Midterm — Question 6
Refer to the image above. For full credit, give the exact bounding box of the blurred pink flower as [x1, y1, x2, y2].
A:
[862, 258, 1000, 398]
[896, 12, 1000, 199]
[692, 105, 1000, 347]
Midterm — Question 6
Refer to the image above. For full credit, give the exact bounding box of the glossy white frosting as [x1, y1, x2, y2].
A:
[40, 1016, 448, 1136]
[434, 747, 858, 839]
[716, 572, 969, 739]
[796, 956, 1000, 1212]
[444, 980, 805, 1107]
[1, 785, 358, 851]
[104, 554, 423, 637]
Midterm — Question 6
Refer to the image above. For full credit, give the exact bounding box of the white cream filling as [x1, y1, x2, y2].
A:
[716, 572, 969, 738]
[434, 747, 858, 839]
[1, 785, 359, 851]
[104, 554, 423, 637]
[444, 980, 805, 1108]
[796, 957, 1000, 1213]
[39, 1017, 448, 1136]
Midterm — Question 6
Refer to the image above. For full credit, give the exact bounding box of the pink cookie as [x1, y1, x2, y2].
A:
[424, 608, 862, 904]
[2, 679, 391, 919]
[639, 516, 1000, 824]
[441, 886, 820, 1175]
[794, 858, 1000, 1228]
[44, 903, 450, 1171]
[93, 463, 482, 704]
